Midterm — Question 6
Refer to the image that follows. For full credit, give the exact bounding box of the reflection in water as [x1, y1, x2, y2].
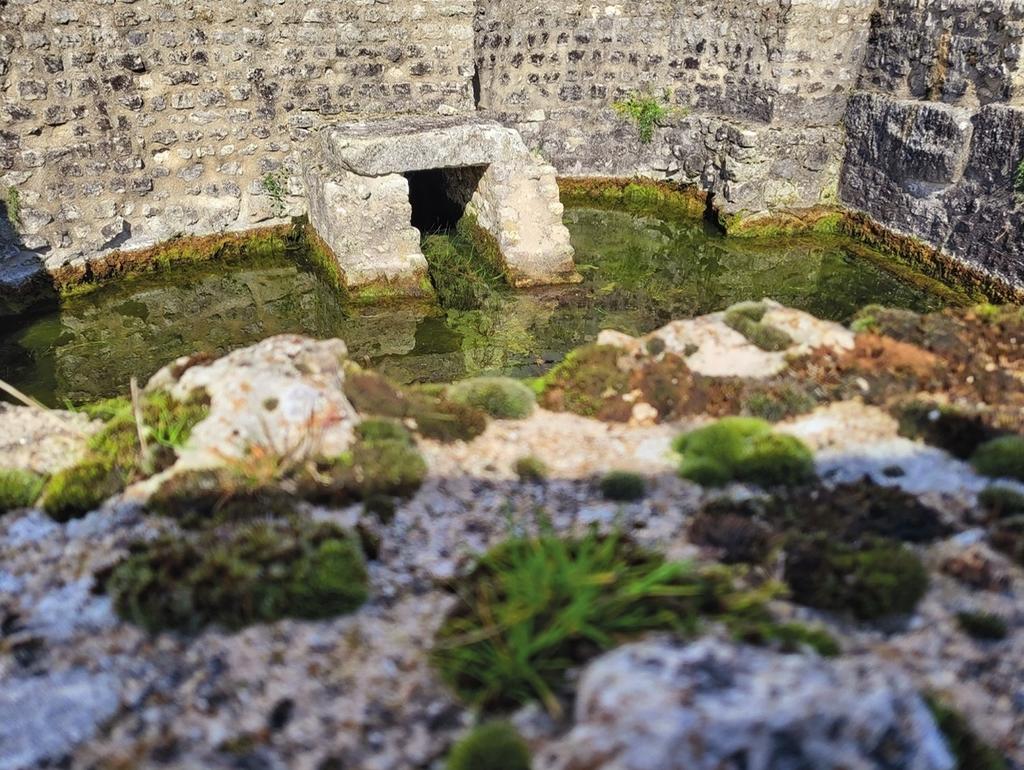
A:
[1, 207, 946, 405]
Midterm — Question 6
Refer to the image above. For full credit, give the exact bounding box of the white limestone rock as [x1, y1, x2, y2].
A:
[538, 637, 954, 770]
[146, 335, 359, 470]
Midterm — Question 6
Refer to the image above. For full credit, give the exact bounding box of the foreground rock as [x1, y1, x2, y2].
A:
[599, 300, 855, 378]
[146, 334, 359, 470]
[0, 405, 95, 474]
[538, 638, 954, 770]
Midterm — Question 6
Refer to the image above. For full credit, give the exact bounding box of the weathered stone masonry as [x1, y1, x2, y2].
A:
[0, 0, 475, 273]
[3, 0, 1024, 294]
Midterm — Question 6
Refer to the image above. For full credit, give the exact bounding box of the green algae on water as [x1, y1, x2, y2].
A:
[1, 194, 955, 407]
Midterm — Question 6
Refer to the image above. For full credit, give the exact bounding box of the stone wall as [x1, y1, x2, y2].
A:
[0, 0, 475, 272]
[478, 0, 875, 216]
[840, 0, 1024, 287]
[5, 0, 1024, 295]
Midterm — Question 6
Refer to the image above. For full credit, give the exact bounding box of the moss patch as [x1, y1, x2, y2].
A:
[0, 468, 46, 513]
[107, 519, 368, 633]
[956, 611, 1009, 641]
[784, 535, 927, 620]
[447, 377, 535, 419]
[557, 177, 707, 221]
[598, 470, 646, 502]
[723, 302, 793, 352]
[445, 722, 531, 770]
[535, 344, 630, 419]
[55, 225, 297, 299]
[971, 436, 1024, 482]
[513, 455, 548, 482]
[895, 400, 1005, 459]
[41, 391, 209, 521]
[344, 367, 487, 443]
[927, 697, 1009, 770]
[673, 417, 815, 488]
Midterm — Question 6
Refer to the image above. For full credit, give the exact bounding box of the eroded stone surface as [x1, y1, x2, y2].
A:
[0, 405, 96, 475]
[598, 301, 855, 379]
[537, 638, 954, 770]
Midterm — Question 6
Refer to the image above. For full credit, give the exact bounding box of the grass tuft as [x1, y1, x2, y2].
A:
[432, 528, 769, 715]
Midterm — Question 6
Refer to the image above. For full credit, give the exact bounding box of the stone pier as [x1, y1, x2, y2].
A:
[303, 118, 579, 294]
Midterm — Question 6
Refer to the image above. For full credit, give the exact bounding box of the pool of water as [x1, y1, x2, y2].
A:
[0, 205, 949, 406]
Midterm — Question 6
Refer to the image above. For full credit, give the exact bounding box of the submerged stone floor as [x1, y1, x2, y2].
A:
[0, 302, 1022, 769]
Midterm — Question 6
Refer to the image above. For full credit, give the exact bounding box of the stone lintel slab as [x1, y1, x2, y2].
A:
[318, 117, 528, 177]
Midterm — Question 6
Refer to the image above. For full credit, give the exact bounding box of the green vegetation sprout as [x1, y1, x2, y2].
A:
[260, 171, 288, 217]
[432, 528, 766, 715]
[672, 417, 815, 488]
[3, 187, 21, 228]
[445, 722, 531, 770]
[513, 455, 548, 482]
[613, 90, 676, 144]
[448, 377, 536, 419]
[0, 468, 46, 512]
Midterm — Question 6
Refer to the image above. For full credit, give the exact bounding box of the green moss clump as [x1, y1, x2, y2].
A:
[971, 436, 1024, 482]
[741, 383, 818, 423]
[42, 458, 124, 522]
[146, 468, 298, 528]
[978, 485, 1024, 519]
[956, 611, 1009, 641]
[673, 417, 815, 488]
[446, 722, 531, 770]
[344, 368, 487, 443]
[447, 377, 536, 420]
[513, 455, 547, 482]
[536, 345, 629, 418]
[599, 471, 646, 502]
[107, 519, 368, 633]
[41, 390, 209, 521]
[433, 529, 764, 713]
[723, 303, 793, 352]
[927, 698, 1009, 770]
[688, 511, 775, 565]
[0, 468, 46, 512]
[784, 535, 928, 620]
[355, 418, 414, 445]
